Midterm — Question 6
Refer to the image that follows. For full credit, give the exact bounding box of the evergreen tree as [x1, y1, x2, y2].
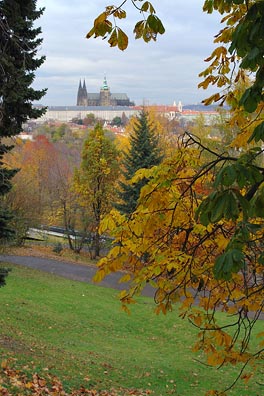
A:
[116, 110, 163, 215]
[0, 0, 46, 243]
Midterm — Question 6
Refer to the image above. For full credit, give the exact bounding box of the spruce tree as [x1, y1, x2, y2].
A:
[116, 110, 163, 215]
[0, 0, 46, 243]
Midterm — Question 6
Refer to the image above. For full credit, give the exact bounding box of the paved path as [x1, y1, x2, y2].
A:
[0, 254, 154, 297]
[1, 254, 263, 320]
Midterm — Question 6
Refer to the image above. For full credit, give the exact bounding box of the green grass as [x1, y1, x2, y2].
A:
[0, 263, 263, 396]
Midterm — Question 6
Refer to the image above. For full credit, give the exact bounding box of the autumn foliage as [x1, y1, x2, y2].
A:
[0, 360, 152, 396]
[89, 1, 264, 392]
[1, 1, 264, 395]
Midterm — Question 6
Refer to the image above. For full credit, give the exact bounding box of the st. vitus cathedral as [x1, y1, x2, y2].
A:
[77, 76, 134, 107]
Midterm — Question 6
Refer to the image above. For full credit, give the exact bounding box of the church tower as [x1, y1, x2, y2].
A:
[99, 76, 111, 106]
[77, 79, 88, 106]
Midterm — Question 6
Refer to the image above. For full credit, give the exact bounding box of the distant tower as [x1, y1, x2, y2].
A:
[77, 80, 82, 105]
[99, 76, 111, 106]
[77, 79, 88, 106]
[178, 101, 183, 113]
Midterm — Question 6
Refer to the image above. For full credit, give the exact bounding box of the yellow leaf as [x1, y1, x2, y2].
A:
[121, 304, 131, 314]
[192, 314, 202, 327]
[119, 290, 129, 299]
[108, 29, 118, 48]
[118, 273, 131, 283]
[94, 12, 107, 26]
[117, 28, 128, 50]
[155, 303, 167, 315]
[1, 360, 8, 369]
[207, 352, 224, 367]
[25, 382, 33, 389]
[93, 269, 106, 283]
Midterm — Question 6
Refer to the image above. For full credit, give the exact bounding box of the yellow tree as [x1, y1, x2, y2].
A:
[5, 137, 79, 244]
[74, 124, 120, 258]
[97, 133, 264, 393]
[89, 1, 264, 393]
[6, 136, 56, 226]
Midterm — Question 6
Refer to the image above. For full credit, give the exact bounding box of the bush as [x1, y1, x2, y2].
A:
[52, 242, 63, 255]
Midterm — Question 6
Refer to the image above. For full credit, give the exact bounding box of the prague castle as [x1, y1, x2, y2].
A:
[77, 77, 135, 107]
[33, 77, 219, 124]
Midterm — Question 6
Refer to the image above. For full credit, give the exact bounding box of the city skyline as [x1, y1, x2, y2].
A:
[34, 0, 222, 107]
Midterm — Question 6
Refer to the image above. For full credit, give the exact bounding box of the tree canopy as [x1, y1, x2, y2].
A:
[0, 0, 46, 242]
[90, 1, 264, 393]
[116, 110, 163, 215]
[74, 124, 120, 257]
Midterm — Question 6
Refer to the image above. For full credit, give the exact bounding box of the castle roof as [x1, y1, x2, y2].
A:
[84, 93, 129, 100]
[111, 93, 129, 100]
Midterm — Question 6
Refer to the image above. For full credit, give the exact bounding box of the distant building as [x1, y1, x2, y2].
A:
[35, 106, 140, 123]
[18, 132, 33, 141]
[77, 77, 135, 107]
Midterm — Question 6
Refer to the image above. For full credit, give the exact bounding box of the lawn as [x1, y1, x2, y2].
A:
[0, 263, 263, 395]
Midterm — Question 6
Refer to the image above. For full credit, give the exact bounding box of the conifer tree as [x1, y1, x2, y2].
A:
[0, 0, 46, 242]
[116, 110, 163, 215]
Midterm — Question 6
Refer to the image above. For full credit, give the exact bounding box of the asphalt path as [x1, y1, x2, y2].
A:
[0, 254, 154, 297]
[1, 254, 263, 320]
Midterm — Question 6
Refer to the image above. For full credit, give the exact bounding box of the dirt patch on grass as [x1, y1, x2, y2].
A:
[0, 335, 32, 355]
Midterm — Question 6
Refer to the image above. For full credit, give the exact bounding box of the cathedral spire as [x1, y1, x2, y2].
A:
[77, 78, 88, 106]
[77, 79, 83, 106]
[83, 79, 87, 96]
[101, 76, 109, 91]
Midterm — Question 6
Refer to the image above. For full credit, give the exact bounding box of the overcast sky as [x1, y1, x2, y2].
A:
[34, 0, 222, 107]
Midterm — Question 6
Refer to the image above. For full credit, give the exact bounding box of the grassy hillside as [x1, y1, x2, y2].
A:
[0, 263, 262, 395]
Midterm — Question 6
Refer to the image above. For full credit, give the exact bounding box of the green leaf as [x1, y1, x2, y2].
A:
[258, 254, 264, 266]
[196, 197, 211, 226]
[214, 249, 244, 280]
[249, 184, 264, 217]
[248, 121, 264, 143]
[199, 210, 210, 227]
[248, 47, 260, 61]
[157, 17, 165, 34]
[147, 15, 165, 35]
[225, 191, 239, 220]
[210, 195, 227, 223]
[239, 88, 258, 113]
[233, 192, 249, 220]
[214, 164, 236, 187]
[197, 189, 242, 225]
[214, 253, 232, 280]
